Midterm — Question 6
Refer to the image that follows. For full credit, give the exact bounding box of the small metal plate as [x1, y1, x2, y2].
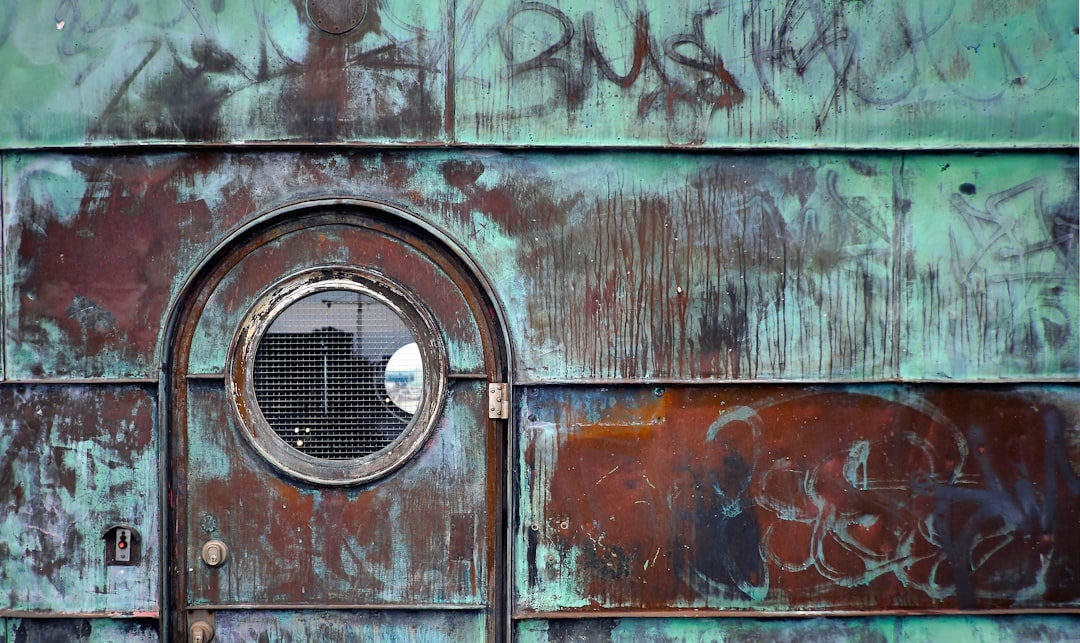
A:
[307, 0, 367, 34]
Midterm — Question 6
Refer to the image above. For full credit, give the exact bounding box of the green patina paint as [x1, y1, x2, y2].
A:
[515, 615, 1080, 642]
[458, 0, 1079, 147]
[0, 385, 159, 614]
[0, 0, 1074, 147]
[212, 609, 486, 641]
[902, 155, 1080, 378]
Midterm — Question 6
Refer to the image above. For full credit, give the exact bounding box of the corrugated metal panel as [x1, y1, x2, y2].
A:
[0, 1, 1073, 148]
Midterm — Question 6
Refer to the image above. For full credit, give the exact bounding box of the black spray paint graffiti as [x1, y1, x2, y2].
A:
[748, 0, 1070, 131]
[498, 2, 744, 143]
[941, 177, 1079, 368]
[52, 0, 294, 139]
[492, 0, 1070, 136]
[49, 0, 441, 140]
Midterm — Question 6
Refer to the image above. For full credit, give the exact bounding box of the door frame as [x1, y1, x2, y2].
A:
[159, 197, 513, 640]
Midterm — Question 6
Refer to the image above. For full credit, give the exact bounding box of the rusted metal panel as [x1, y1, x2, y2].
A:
[516, 384, 1080, 612]
[1, 152, 251, 379]
[1, 617, 159, 642]
[0, 1, 1074, 148]
[515, 615, 1080, 642]
[7, 150, 1073, 381]
[0, 384, 158, 615]
[210, 609, 486, 641]
[184, 378, 490, 607]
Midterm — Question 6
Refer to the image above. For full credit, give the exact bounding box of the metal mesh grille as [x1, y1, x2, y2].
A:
[252, 290, 419, 460]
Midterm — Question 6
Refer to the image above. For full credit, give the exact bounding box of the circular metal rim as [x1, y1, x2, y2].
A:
[226, 266, 447, 486]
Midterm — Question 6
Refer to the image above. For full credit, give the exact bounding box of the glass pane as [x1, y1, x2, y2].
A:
[385, 342, 423, 413]
[252, 290, 419, 459]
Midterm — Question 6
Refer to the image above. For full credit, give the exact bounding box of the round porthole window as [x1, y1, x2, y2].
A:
[227, 267, 446, 485]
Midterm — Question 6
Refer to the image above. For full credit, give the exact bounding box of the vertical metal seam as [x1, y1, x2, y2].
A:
[1, 151, 5, 382]
[445, 0, 457, 143]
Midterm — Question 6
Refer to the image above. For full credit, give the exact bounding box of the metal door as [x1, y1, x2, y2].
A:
[166, 203, 508, 641]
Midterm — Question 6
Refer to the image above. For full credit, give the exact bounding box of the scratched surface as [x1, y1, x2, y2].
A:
[0, 384, 158, 615]
[4, 150, 1076, 381]
[0, 1, 1074, 148]
[184, 379, 489, 607]
[515, 615, 1080, 642]
[516, 384, 1080, 612]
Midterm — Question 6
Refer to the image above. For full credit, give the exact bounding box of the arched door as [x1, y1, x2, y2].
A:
[166, 202, 509, 641]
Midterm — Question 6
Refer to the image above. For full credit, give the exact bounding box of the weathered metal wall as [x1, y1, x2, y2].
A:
[3, 151, 1076, 381]
[0, 0, 1074, 147]
[0, 0, 1076, 640]
[1, 149, 1077, 636]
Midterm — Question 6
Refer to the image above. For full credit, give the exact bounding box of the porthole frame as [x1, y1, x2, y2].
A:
[226, 266, 447, 486]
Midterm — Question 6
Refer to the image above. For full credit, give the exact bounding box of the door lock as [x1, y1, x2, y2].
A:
[200, 539, 229, 567]
[190, 620, 214, 643]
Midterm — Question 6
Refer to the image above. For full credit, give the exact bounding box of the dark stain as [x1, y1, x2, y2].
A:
[440, 159, 485, 190]
[12, 618, 91, 643]
[546, 618, 617, 642]
[276, 0, 442, 141]
[526, 515, 540, 589]
[687, 450, 766, 599]
[12, 618, 158, 642]
[959, 182, 977, 195]
[848, 159, 878, 176]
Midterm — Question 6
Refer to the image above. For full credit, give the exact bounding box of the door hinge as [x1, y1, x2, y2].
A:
[487, 383, 510, 419]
